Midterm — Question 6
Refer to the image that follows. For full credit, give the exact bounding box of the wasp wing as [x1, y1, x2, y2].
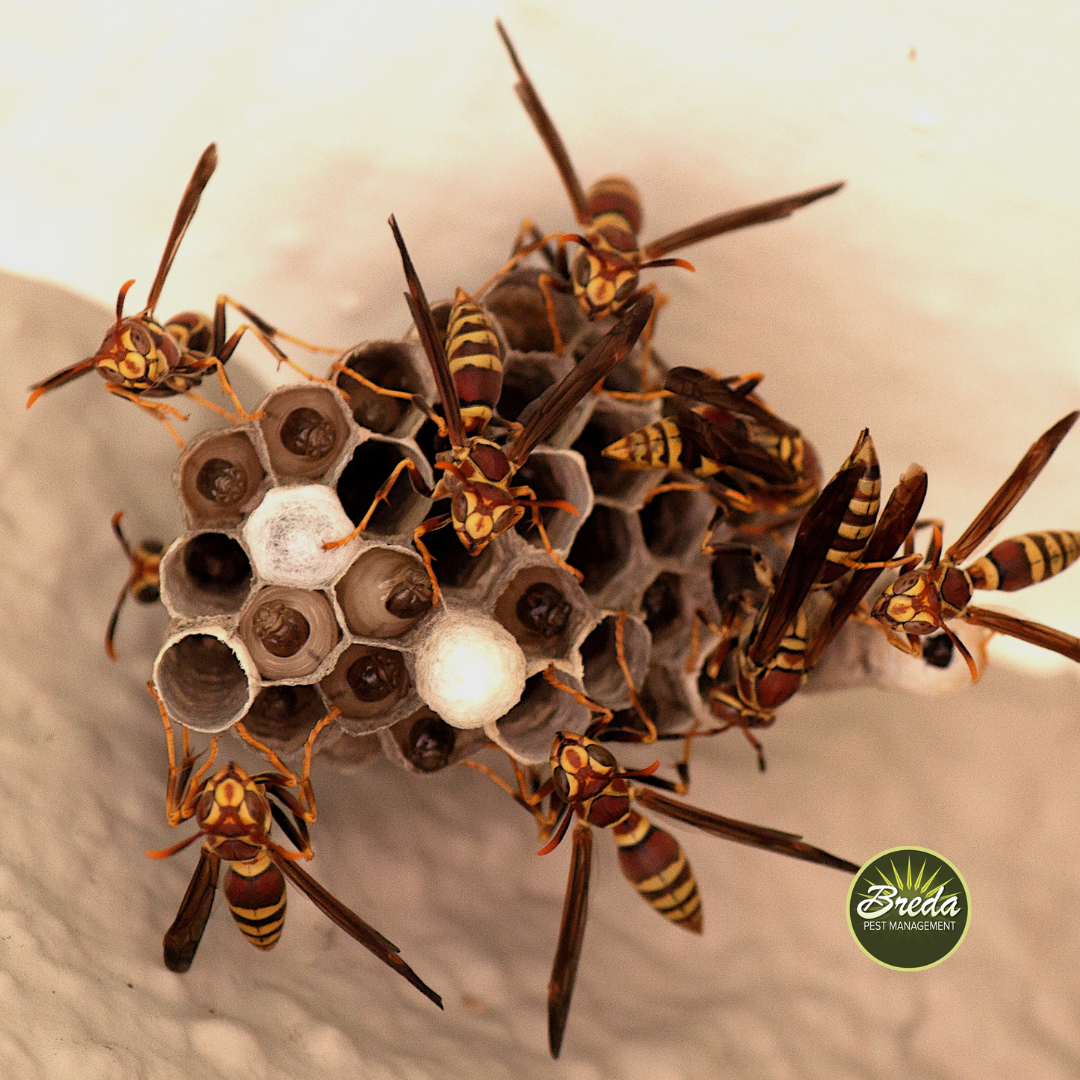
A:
[634, 788, 859, 872]
[676, 407, 798, 485]
[144, 144, 218, 316]
[641, 182, 844, 261]
[507, 295, 654, 467]
[388, 215, 466, 448]
[548, 823, 592, 1059]
[665, 366, 800, 438]
[961, 606, 1080, 663]
[496, 20, 591, 225]
[163, 847, 220, 973]
[946, 411, 1079, 564]
[804, 462, 929, 670]
[747, 452, 864, 665]
[273, 852, 443, 1009]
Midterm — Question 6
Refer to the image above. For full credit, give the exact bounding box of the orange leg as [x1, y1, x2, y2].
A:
[235, 707, 339, 826]
[510, 484, 583, 581]
[105, 385, 188, 449]
[538, 271, 567, 355]
[542, 665, 613, 732]
[323, 457, 435, 551]
[216, 295, 342, 355]
[614, 610, 657, 740]
[411, 514, 452, 607]
[474, 224, 565, 298]
[148, 682, 218, 825]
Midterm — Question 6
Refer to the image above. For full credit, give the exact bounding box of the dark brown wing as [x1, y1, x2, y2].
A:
[144, 144, 218, 316]
[961, 605, 1080, 663]
[273, 852, 443, 1009]
[496, 20, 590, 225]
[804, 462, 929, 670]
[642, 181, 844, 261]
[163, 847, 220, 973]
[665, 366, 800, 438]
[946, 411, 1079, 564]
[507, 295, 654, 467]
[634, 788, 859, 872]
[747, 453, 864, 665]
[676, 407, 798, 484]
[388, 215, 466, 448]
[548, 823, 592, 1059]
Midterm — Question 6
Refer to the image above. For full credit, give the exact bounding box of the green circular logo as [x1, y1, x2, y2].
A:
[847, 847, 970, 970]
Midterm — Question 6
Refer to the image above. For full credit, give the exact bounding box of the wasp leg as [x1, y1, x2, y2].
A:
[543, 665, 614, 733]
[105, 385, 188, 449]
[323, 456, 435, 551]
[149, 682, 218, 825]
[215, 295, 341, 357]
[509, 484, 583, 581]
[474, 224, 565, 298]
[538, 271, 572, 355]
[614, 610, 657, 740]
[411, 514, 452, 607]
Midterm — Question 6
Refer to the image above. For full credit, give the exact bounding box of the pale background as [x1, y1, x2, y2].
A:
[1, 1, 1079, 1077]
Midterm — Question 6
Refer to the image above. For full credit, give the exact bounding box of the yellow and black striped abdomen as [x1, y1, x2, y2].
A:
[612, 810, 702, 933]
[601, 417, 719, 478]
[967, 530, 1080, 592]
[446, 287, 503, 435]
[223, 853, 287, 950]
[818, 431, 880, 587]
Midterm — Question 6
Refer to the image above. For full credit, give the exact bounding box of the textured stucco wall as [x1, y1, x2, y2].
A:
[2, 2, 1079, 1077]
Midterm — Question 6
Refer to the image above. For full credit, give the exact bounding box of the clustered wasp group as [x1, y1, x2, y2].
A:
[33, 20, 1080, 1062]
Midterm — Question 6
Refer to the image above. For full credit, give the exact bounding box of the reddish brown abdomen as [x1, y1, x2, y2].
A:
[224, 857, 286, 950]
[586, 175, 643, 233]
[613, 811, 702, 932]
[446, 290, 502, 435]
[967, 531, 1080, 592]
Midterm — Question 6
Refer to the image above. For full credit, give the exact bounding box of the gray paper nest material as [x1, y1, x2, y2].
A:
[5, 272, 1080, 1078]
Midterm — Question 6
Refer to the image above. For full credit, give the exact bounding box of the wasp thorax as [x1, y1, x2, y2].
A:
[252, 600, 310, 657]
[196, 458, 248, 505]
[280, 407, 335, 460]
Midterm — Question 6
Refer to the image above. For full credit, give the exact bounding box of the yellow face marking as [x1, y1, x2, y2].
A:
[216, 778, 246, 808]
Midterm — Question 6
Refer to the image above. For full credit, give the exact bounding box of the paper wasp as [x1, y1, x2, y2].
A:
[105, 511, 164, 661]
[475, 679, 859, 1059]
[602, 366, 821, 527]
[324, 216, 654, 604]
[145, 687, 442, 1007]
[495, 20, 843, 356]
[27, 144, 335, 447]
[872, 411, 1080, 680]
[694, 437, 928, 768]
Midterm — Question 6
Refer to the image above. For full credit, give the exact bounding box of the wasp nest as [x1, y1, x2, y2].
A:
[152, 279, 727, 768]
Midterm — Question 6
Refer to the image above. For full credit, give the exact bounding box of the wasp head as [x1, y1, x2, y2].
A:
[549, 732, 618, 805]
[93, 279, 179, 388]
[568, 245, 639, 319]
[871, 570, 942, 635]
[195, 762, 272, 839]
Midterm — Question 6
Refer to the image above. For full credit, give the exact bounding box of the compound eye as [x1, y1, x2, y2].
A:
[451, 492, 469, 525]
[612, 275, 637, 305]
[551, 765, 570, 801]
[586, 743, 617, 770]
[128, 323, 153, 355]
[571, 252, 592, 289]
